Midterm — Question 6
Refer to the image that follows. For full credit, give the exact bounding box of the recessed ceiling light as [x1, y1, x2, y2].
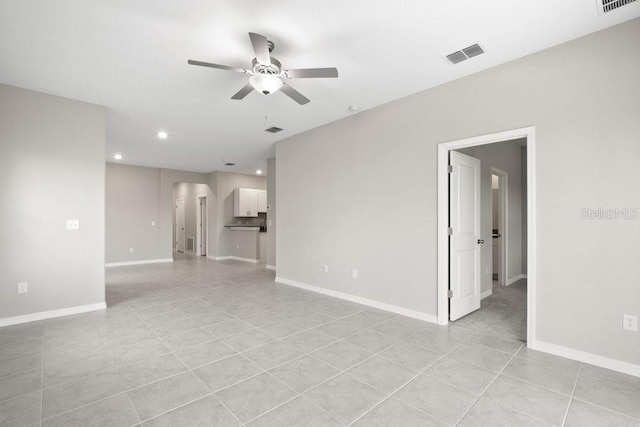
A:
[348, 106, 361, 112]
[114, 153, 122, 160]
[256, 170, 263, 175]
[157, 131, 168, 139]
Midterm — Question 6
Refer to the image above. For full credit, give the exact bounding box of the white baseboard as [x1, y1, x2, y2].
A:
[0, 302, 107, 328]
[534, 340, 640, 378]
[208, 256, 259, 264]
[481, 289, 493, 300]
[266, 265, 276, 271]
[505, 274, 526, 286]
[275, 276, 437, 324]
[105, 258, 173, 267]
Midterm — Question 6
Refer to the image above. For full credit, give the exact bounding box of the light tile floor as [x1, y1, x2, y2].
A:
[453, 279, 527, 342]
[1, 257, 639, 426]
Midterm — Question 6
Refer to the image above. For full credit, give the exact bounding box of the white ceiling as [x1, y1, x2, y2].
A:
[1, 1, 639, 174]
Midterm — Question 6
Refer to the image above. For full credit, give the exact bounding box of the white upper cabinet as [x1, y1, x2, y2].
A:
[257, 190, 267, 213]
[234, 188, 259, 217]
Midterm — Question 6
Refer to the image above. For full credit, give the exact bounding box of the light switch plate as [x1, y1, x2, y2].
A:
[66, 220, 79, 230]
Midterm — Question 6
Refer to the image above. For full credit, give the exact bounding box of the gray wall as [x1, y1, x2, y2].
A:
[459, 139, 526, 293]
[267, 157, 276, 267]
[106, 163, 161, 263]
[0, 84, 106, 319]
[276, 20, 640, 365]
[105, 164, 215, 262]
[211, 172, 267, 258]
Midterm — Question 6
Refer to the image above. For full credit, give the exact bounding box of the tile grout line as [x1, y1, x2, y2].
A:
[452, 342, 524, 426]
[348, 334, 479, 426]
[561, 362, 583, 427]
[239, 314, 433, 424]
[104, 347, 143, 426]
[570, 396, 640, 422]
[458, 344, 572, 427]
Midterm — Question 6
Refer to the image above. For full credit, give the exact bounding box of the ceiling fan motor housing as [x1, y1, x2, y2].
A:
[252, 57, 281, 75]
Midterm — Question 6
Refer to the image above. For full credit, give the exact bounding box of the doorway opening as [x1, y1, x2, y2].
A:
[437, 126, 536, 347]
[172, 182, 212, 259]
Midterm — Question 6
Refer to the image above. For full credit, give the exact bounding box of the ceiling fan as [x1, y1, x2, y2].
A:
[188, 32, 338, 105]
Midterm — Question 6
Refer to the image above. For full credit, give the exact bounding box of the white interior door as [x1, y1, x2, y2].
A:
[176, 199, 185, 252]
[449, 151, 482, 321]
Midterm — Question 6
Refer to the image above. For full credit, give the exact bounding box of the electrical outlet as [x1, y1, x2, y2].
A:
[18, 282, 28, 294]
[129, 247, 134, 253]
[236, 244, 240, 249]
[66, 219, 79, 230]
[323, 265, 329, 273]
[623, 314, 638, 332]
[351, 269, 358, 279]
[151, 221, 156, 227]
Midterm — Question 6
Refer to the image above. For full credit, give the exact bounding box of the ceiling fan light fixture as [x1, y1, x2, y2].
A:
[249, 74, 283, 95]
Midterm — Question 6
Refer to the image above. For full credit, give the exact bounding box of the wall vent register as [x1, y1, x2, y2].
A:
[600, 0, 637, 14]
[446, 44, 485, 64]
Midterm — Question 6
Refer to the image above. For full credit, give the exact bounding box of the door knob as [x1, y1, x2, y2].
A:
[477, 239, 485, 244]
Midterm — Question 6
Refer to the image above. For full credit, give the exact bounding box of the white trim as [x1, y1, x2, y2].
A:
[196, 194, 208, 257]
[266, 264, 276, 271]
[505, 274, 526, 286]
[105, 258, 173, 267]
[275, 276, 438, 324]
[175, 198, 185, 252]
[437, 126, 537, 349]
[491, 167, 508, 287]
[481, 289, 493, 300]
[536, 340, 640, 378]
[208, 256, 259, 264]
[0, 302, 106, 328]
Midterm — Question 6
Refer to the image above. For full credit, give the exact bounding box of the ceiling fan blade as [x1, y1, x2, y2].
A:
[187, 60, 248, 74]
[248, 32, 271, 66]
[231, 83, 254, 100]
[285, 67, 339, 79]
[280, 83, 310, 105]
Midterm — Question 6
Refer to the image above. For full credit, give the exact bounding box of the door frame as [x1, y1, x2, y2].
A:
[491, 167, 508, 287]
[196, 194, 208, 256]
[175, 198, 185, 252]
[437, 126, 537, 348]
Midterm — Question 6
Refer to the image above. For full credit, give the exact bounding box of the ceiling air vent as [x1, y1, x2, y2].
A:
[600, 0, 637, 13]
[446, 51, 467, 64]
[462, 44, 484, 59]
[265, 126, 283, 133]
[446, 44, 485, 64]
